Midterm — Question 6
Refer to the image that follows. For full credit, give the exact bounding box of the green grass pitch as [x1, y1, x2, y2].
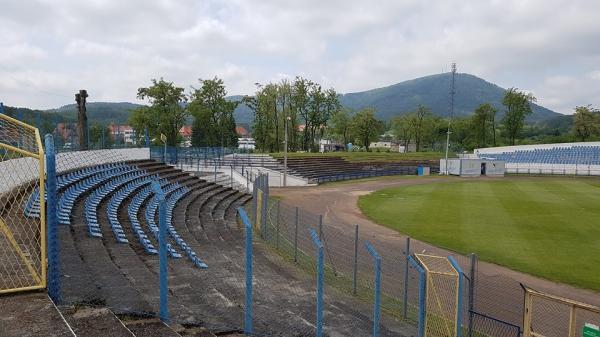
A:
[358, 177, 600, 291]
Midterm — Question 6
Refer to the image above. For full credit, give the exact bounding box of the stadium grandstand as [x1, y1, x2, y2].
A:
[474, 142, 600, 175]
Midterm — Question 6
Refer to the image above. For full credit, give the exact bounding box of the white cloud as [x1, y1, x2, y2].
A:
[0, 0, 599, 113]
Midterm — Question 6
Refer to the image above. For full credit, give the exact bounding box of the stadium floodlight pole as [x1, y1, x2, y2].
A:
[444, 63, 457, 175]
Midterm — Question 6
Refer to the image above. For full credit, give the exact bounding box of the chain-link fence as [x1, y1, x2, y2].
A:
[247, 172, 544, 337]
[0, 113, 46, 294]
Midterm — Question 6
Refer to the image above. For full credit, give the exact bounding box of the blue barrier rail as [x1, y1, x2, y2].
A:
[315, 167, 420, 183]
[408, 255, 426, 337]
[309, 228, 324, 337]
[151, 181, 169, 322]
[365, 241, 381, 337]
[238, 208, 254, 336]
[448, 256, 464, 337]
[45, 134, 60, 303]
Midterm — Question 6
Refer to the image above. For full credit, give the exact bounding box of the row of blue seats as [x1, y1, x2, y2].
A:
[481, 146, 600, 165]
[106, 174, 162, 244]
[58, 166, 137, 225]
[164, 187, 208, 269]
[127, 179, 169, 255]
[23, 163, 129, 218]
[145, 183, 184, 258]
[83, 171, 147, 241]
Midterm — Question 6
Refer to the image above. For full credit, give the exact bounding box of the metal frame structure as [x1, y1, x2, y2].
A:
[415, 253, 461, 337]
[523, 285, 600, 337]
[0, 113, 46, 294]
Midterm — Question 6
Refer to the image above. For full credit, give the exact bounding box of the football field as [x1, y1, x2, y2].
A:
[358, 177, 600, 291]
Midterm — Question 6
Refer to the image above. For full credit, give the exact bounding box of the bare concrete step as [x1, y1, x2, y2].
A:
[0, 293, 74, 337]
[121, 317, 181, 337]
[59, 305, 134, 337]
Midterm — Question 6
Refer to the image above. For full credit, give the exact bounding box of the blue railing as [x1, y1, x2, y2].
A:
[149, 146, 237, 165]
[315, 167, 420, 183]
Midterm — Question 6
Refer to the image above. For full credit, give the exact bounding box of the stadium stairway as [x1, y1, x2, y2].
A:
[273, 156, 439, 183]
[9, 158, 412, 336]
[50, 159, 253, 332]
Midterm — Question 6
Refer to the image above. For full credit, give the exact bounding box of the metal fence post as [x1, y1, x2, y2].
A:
[261, 175, 268, 239]
[448, 256, 464, 337]
[45, 134, 60, 303]
[408, 255, 426, 337]
[353, 224, 359, 295]
[318, 214, 323, 240]
[252, 175, 258, 227]
[230, 165, 233, 188]
[309, 229, 324, 337]
[403, 237, 411, 319]
[276, 200, 280, 250]
[214, 160, 217, 182]
[152, 182, 169, 322]
[468, 253, 477, 337]
[294, 207, 299, 263]
[239, 208, 253, 335]
[366, 241, 381, 337]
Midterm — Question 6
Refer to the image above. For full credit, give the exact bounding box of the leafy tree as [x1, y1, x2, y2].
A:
[132, 78, 188, 146]
[188, 77, 239, 147]
[472, 103, 497, 147]
[424, 115, 444, 150]
[88, 123, 112, 148]
[350, 108, 384, 151]
[449, 117, 475, 151]
[391, 115, 412, 152]
[502, 88, 536, 145]
[408, 105, 431, 152]
[247, 77, 340, 152]
[330, 108, 353, 149]
[572, 105, 600, 141]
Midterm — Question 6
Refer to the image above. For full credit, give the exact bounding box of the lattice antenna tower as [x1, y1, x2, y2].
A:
[444, 63, 457, 175]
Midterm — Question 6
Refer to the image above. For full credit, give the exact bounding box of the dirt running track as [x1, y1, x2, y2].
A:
[270, 176, 600, 326]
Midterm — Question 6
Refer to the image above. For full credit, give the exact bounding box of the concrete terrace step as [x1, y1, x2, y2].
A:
[121, 317, 182, 337]
[59, 305, 135, 337]
[0, 293, 75, 337]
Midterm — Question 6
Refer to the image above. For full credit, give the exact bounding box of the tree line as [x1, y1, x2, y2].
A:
[127, 77, 600, 151]
[129, 77, 238, 147]
[244, 77, 341, 152]
[328, 88, 600, 152]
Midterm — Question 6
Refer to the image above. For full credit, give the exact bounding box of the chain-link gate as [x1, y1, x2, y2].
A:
[415, 254, 462, 337]
[0, 113, 46, 294]
[523, 286, 600, 337]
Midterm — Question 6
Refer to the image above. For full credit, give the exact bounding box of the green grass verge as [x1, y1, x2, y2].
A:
[270, 151, 448, 162]
[358, 177, 600, 291]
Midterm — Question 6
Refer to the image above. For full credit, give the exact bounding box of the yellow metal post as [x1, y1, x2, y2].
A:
[36, 128, 47, 288]
[523, 290, 532, 337]
[568, 306, 576, 337]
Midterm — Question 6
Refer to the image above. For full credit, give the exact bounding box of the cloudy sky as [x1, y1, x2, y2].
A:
[1, 0, 599, 114]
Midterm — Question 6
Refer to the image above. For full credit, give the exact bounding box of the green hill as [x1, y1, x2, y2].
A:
[338, 73, 560, 122]
[47, 102, 145, 124]
[230, 73, 562, 125]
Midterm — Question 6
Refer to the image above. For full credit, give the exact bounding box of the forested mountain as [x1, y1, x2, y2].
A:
[229, 73, 562, 125]
[337, 73, 560, 122]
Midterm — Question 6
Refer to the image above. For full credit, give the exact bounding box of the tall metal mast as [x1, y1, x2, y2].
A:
[444, 63, 456, 175]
